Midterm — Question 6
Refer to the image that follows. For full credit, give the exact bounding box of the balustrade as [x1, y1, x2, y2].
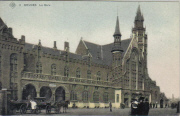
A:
[21, 72, 112, 87]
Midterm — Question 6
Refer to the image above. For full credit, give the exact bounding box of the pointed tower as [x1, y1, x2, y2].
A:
[133, 5, 144, 29]
[111, 16, 123, 68]
[132, 5, 148, 76]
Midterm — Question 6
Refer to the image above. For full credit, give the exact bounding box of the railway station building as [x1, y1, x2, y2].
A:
[0, 6, 167, 108]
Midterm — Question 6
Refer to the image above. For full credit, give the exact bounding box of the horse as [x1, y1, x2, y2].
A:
[52, 100, 70, 113]
[58, 100, 70, 113]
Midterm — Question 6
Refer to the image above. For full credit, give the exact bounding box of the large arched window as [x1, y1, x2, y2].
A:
[10, 53, 18, 76]
[10, 53, 18, 100]
[36, 62, 42, 73]
[70, 90, 77, 100]
[51, 64, 56, 75]
[87, 70, 91, 79]
[82, 91, 88, 102]
[131, 51, 138, 89]
[64, 66, 69, 77]
[97, 71, 101, 81]
[103, 92, 109, 103]
[76, 67, 80, 78]
[93, 91, 99, 103]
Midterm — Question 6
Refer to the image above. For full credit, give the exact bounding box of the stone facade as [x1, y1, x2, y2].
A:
[0, 6, 167, 108]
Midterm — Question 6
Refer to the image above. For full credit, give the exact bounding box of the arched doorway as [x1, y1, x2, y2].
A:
[124, 93, 129, 107]
[22, 84, 37, 100]
[40, 86, 52, 100]
[160, 99, 164, 108]
[55, 87, 65, 102]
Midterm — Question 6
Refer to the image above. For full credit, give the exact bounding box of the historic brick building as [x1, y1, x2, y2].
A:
[0, 6, 167, 108]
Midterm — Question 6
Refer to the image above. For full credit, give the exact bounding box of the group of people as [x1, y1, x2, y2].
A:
[149, 102, 158, 108]
[131, 98, 149, 116]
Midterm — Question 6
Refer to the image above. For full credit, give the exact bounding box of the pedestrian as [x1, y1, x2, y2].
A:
[137, 98, 144, 115]
[131, 99, 138, 115]
[144, 98, 150, 115]
[109, 102, 112, 112]
[165, 104, 167, 108]
[177, 101, 180, 113]
[155, 102, 158, 108]
[153, 103, 155, 108]
[149, 102, 152, 109]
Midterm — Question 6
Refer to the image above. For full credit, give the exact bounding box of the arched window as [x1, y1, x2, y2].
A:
[131, 51, 137, 89]
[64, 66, 69, 77]
[51, 64, 56, 75]
[97, 71, 101, 81]
[103, 92, 109, 103]
[87, 70, 91, 79]
[10, 53, 18, 77]
[82, 91, 88, 102]
[76, 67, 80, 78]
[70, 90, 77, 100]
[36, 62, 42, 73]
[93, 91, 99, 103]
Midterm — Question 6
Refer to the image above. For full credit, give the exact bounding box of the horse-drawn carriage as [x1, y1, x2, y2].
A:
[10, 100, 39, 114]
[10, 97, 70, 114]
[9, 97, 50, 114]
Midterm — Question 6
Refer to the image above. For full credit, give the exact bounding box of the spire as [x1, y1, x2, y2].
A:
[38, 39, 41, 46]
[114, 16, 121, 36]
[0, 17, 4, 26]
[135, 5, 144, 21]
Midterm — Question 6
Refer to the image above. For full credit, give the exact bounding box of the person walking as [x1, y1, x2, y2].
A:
[137, 99, 144, 115]
[155, 102, 158, 108]
[144, 98, 150, 115]
[153, 103, 155, 108]
[131, 99, 138, 115]
[109, 102, 112, 112]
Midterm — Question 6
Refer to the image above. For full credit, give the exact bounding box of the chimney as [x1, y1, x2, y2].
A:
[53, 41, 57, 49]
[8, 28, 13, 35]
[20, 35, 25, 44]
[64, 41, 69, 52]
[21, 35, 25, 40]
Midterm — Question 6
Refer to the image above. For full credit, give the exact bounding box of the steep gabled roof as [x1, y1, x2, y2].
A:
[83, 38, 131, 65]
[24, 38, 131, 66]
[24, 43, 83, 60]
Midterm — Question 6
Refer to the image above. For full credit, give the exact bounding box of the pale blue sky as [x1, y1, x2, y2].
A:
[0, 1, 179, 98]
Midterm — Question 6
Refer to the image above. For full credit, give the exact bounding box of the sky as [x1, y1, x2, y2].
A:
[0, 1, 179, 98]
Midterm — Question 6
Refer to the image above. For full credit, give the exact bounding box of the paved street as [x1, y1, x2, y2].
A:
[15, 107, 179, 115]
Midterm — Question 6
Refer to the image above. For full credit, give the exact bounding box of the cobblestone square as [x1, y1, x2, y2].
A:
[15, 108, 178, 115]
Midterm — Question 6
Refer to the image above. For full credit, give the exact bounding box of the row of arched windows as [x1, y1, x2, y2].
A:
[70, 91, 109, 103]
[35, 63, 103, 80]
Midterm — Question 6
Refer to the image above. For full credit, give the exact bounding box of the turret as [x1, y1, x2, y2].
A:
[111, 16, 123, 68]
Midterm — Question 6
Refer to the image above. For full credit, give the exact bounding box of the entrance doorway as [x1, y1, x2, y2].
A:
[160, 99, 164, 108]
[40, 86, 52, 100]
[124, 98, 129, 107]
[22, 84, 36, 100]
[55, 87, 65, 102]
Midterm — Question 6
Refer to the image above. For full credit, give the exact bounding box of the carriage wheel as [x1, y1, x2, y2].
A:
[46, 105, 51, 114]
[55, 107, 60, 114]
[20, 104, 27, 114]
[35, 106, 40, 114]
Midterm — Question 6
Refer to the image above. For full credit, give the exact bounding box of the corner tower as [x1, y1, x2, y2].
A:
[111, 16, 123, 68]
[132, 5, 148, 73]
